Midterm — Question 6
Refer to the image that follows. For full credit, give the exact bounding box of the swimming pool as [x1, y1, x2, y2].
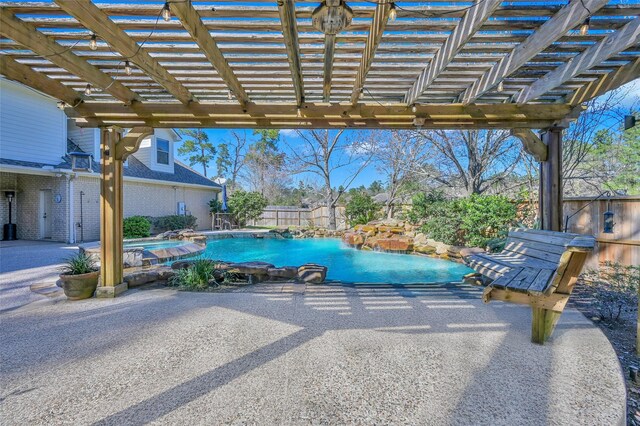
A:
[123, 240, 186, 250]
[203, 237, 474, 284]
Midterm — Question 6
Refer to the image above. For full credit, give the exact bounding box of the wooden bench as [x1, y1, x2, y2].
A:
[461, 228, 595, 344]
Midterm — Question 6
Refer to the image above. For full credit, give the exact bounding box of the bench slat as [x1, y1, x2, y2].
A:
[505, 237, 567, 255]
[473, 252, 557, 270]
[508, 230, 575, 247]
[491, 267, 523, 289]
[528, 269, 555, 294]
[503, 244, 562, 264]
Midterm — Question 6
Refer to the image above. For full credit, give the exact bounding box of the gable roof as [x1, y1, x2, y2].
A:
[1, 140, 220, 189]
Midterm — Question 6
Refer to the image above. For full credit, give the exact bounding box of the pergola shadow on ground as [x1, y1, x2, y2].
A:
[0, 283, 625, 425]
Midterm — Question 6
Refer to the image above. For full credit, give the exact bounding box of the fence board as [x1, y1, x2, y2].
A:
[250, 205, 346, 229]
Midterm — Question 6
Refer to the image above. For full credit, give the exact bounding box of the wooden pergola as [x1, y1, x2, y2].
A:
[0, 0, 638, 299]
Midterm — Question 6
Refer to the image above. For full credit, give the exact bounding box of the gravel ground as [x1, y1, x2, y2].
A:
[0, 282, 625, 425]
[571, 283, 639, 425]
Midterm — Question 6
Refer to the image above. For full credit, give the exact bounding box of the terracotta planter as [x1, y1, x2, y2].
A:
[59, 271, 99, 300]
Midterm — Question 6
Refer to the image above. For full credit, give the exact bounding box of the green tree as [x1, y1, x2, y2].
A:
[245, 130, 287, 198]
[368, 180, 384, 194]
[215, 143, 231, 178]
[345, 192, 380, 226]
[227, 190, 268, 226]
[178, 129, 216, 177]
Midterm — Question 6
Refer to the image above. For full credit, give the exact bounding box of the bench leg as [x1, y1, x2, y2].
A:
[531, 307, 561, 344]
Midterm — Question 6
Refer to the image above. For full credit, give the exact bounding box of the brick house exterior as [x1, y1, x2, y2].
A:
[0, 78, 220, 243]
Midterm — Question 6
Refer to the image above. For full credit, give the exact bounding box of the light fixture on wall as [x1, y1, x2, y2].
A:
[69, 152, 93, 172]
[3, 191, 17, 241]
[624, 114, 637, 130]
[57, 101, 66, 110]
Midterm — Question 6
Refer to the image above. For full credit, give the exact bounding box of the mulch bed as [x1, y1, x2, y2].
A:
[571, 283, 639, 425]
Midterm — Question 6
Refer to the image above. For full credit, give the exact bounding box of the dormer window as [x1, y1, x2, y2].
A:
[156, 138, 170, 165]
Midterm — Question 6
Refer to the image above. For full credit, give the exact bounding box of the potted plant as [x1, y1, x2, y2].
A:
[59, 252, 99, 300]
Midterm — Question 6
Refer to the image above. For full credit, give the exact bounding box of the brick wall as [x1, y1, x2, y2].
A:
[15, 173, 69, 241]
[73, 176, 217, 242]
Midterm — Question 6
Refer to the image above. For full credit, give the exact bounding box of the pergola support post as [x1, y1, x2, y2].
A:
[539, 128, 563, 232]
[95, 126, 154, 298]
[532, 127, 563, 343]
[96, 127, 126, 297]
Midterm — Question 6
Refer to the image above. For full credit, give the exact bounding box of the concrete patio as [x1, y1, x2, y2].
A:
[0, 282, 625, 425]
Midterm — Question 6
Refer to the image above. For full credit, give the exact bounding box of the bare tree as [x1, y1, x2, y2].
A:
[367, 131, 429, 218]
[216, 130, 249, 190]
[412, 129, 523, 196]
[244, 130, 289, 200]
[562, 89, 633, 195]
[287, 129, 372, 230]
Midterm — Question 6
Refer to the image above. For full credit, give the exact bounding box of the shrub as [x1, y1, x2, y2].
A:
[169, 258, 221, 291]
[123, 215, 151, 239]
[152, 215, 197, 232]
[458, 195, 517, 248]
[209, 198, 223, 214]
[409, 191, 518, 248]
[227, 190, 268, 226]
[345, 192, 380, 226]
[59, 252, 98, 275]
[582, 262, 639, 321]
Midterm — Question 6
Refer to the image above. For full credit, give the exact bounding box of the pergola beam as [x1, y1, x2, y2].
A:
[404, 0, 501, 106]
[566, 57, 640, 106]
[349, 0, 392, 105]
[277, 0, 304, 106]
[170, 0, 249, 108]
[460, 0, 609, 104]
[517, 17, 640, 104]
[511, 128, 548, 162]
[0, 8, 140, 105]
[323, 34, 337, 102]
[54, 0, 197, 106]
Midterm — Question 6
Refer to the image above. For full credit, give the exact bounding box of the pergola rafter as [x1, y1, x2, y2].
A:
[278, 0, 305, 106]
[460, 0, 611, 104]
[404, 0, 502, 106]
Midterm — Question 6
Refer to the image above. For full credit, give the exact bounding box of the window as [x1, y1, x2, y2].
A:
[156, 138, 170, 165]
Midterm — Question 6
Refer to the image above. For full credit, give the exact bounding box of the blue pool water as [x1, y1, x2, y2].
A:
[203, 238, 474, 284]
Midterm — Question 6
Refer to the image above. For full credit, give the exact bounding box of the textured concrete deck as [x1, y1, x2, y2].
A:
[0, 283, 625, 425]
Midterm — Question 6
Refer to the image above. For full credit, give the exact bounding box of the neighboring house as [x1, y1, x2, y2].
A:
[0, 78, 220, 243]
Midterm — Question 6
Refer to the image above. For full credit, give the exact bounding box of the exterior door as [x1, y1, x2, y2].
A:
[39, 189, 53, 239]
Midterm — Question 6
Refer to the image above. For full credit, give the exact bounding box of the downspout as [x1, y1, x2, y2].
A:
[67, 173, 77, 244]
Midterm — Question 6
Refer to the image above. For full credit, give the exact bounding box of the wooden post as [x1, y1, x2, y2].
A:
[539, 128, 563, 232]
[96, 126, 154, 298]
[96, 127, 125, 297]
[531, 127, 564, 342]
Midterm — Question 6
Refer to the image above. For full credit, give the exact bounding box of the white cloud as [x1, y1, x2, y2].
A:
[280, 129, 297, 136]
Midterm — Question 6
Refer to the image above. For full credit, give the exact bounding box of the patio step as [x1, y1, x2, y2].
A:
[30, 282, 64, 298]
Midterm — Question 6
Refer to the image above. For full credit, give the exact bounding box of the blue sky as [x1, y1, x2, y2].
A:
[174, 80, 640, 191]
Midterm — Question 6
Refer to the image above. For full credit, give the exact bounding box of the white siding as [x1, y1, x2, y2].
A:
[67, 121, 99, 158]
[0, 79, 67, 165]
[131, 128, 178, 173]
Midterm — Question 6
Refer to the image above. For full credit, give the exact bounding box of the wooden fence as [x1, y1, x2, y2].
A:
[564, 196, 639, 269]
[250, 205, 347, 230]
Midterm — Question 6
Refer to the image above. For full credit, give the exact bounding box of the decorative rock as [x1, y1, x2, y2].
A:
[297, 263, 327, 284]
[343, 232, 365, 247]
[374, 236, 414, 252]
[267, 266, 298, 280]
[377, 225, 404, 234]
[228, 261, 274, 275]
[171, 260, 194, 270]
[414, 244, 437, 255]
[123, 266, 174, 288]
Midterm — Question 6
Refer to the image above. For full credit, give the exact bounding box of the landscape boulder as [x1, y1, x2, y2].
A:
[343, 232, 365, 247]
[374, 236, 414, 253]
[297, 263, 327, 284]
[267, 266, 298, 280]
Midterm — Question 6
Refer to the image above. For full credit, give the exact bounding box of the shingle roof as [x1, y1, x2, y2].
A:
[0, 141, 220, 189]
